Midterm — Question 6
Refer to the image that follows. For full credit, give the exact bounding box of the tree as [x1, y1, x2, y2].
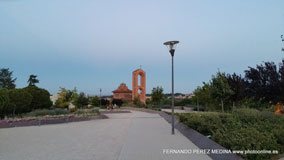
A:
[0, 89, 10, 119]
[100, 99, 109, 106]
[0, 68, 16, 89]
[55, 87, 78, 108]
[27, 75, 39, 86]
[90, 96, 100, 107]
[226, 73, 246, 107]
[23, 86, 52, 110]
[279, 60, 284, 103]
[193, 83, 211, 105]
[211, 71, 234, 112]
[73, 92, 89, 108]
[112, 99, 123, 107]
[245, 62, 281, 104]
[151, 86, 164, 105]
[8, 89, 32, 116]
[192, 82, 215, 110]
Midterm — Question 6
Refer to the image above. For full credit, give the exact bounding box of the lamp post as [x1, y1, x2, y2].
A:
[163, 40, 179, 135]
[99, 88, 102, 108]
[281, 35, 284, 52]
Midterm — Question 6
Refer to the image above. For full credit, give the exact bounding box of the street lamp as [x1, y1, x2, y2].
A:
[281, 35, 284, 52]
[163, 40, 179, 135]
[99, 88, 102, 108]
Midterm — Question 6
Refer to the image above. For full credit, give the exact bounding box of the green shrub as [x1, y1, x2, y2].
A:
[178, 110, 284, 160]
[8, 89, 32, 115]
[232, 108, 261, 124]
[213, 128, 279, 160]
[25, 108, 69, 117]
[178, 113, 187, 123]
[0, 89, 10, 118]
[181, 112, 234, 136]
[73, 92, 89, 108]
[112, 99, 123, 107]
[89, 96, 99, 107]
[23, 86, 52, 110]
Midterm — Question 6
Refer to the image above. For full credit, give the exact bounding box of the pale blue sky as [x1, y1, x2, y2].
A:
[0, 0, 284, 95]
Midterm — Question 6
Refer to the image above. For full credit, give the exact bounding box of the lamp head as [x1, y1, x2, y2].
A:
[163, 41, 179, 57]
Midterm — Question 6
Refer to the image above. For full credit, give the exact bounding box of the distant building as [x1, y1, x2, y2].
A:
[112, 68, 146, 104]
[112, 83, 132, 101]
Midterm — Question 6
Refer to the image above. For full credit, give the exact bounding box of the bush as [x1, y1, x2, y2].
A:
[25, 108, 69, 117]
[0, 89, 10, 119]
[23, 86, 52, 110]
[232, 108, 261, 124]
[213, 128, 279, 160]
[73, 92, 89, 108]
[178, 110, 284, 160]
[175, 98, 193, 106]
[112, 99, 123, 107]
[8, 89, 32, 115]
[89, 96, 99, 107]
[193, 105, 205, 111]
[100, 99, 109, 106]
[182, 112, 232, 136]
[54, 87, 77, 109]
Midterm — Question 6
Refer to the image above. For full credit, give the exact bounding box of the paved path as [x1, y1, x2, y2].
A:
[0, 111, 211, 160]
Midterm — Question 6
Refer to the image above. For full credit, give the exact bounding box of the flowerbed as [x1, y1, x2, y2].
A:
[0, 108, 104, 128]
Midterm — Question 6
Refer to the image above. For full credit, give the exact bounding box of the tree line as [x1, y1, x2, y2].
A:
[54, 87, 124, 109]
[0, 68, 52, 118]
[192, 60, 284, 112]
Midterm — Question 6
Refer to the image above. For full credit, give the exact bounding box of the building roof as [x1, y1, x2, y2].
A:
[112, 83, 132, 93]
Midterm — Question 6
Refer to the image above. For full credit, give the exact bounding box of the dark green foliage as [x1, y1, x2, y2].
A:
[0, 89, 10, 119]
[89, 96, 100, 107]
[0, 87, 51, 118]
[226, 73, 246, 105]
[112, 99, 123, 107]
[175, 98, 192, 106]
[0, 68, 16, 89]
[100, 99, 109, 106]
[211, 72, 234, 112]
[74, 92, 89, 108]
[27, 74, 39, 86]
[245, 62, 282, 104]
[23, 86, 52, 110]
[192, 60, 284, 111]
[214, 128, 279, 160]
[178, 109, 284, 160]
[8, 89, 32, 115]
[161, 98, 171, 106]
[151, 86, 164, 105]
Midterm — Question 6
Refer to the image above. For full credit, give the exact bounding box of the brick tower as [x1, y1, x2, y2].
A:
[132, 69, 146, 104]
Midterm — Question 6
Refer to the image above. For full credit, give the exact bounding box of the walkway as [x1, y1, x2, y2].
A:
[0, 111, 211, 160]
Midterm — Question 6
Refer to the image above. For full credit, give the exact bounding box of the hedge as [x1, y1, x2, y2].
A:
[177, 109, 284, 160]
[23, 86, 52, 110]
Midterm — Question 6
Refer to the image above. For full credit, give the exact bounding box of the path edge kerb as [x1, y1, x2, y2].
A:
[123, 107, 243, 160]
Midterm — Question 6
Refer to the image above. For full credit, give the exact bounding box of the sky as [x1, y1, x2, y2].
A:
[0, 0, 284, 95]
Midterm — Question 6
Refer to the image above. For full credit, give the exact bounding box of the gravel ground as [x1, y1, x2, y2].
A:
[0, 111, 211, 160]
